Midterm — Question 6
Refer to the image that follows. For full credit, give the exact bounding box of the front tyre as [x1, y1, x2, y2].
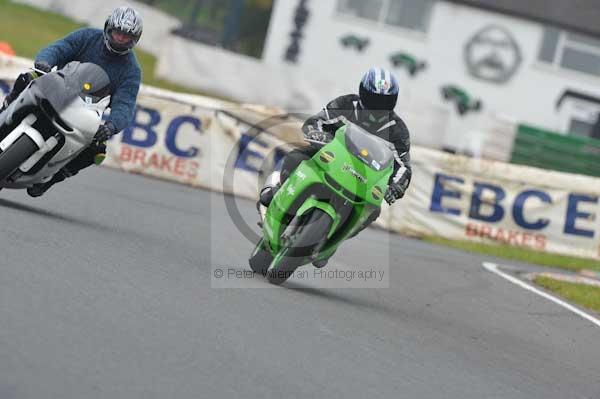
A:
[249, 238, 273, 276]
[267, 209, 333, 285]
[0, 135, 38, 182]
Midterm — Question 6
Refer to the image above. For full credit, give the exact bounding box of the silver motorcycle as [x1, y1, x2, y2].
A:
[0, 61, 110, 190]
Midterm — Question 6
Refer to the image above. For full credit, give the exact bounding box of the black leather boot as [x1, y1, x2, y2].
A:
[27, 169, 69, 198]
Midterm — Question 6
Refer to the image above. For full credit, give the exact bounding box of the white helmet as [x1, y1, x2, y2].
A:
[103, 7, 143, 55]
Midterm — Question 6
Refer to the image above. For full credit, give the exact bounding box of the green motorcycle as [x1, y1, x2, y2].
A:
[249, 122, 395, 285]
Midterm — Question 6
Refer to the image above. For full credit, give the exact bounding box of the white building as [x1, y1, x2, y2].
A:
[263, 0, 600, 142]
[16, 0, 600, 155]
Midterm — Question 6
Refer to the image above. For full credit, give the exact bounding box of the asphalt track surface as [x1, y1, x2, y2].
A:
[1, 167, 599, 399]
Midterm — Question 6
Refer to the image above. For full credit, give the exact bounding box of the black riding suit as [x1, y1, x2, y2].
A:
[282, 94, 412, 189]
[279, 94, 412, 232]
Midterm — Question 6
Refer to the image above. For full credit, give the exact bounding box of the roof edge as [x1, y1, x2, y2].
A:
[445, 0, 600, 38]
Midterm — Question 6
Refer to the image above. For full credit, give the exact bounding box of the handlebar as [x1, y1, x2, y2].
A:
[30, 67, 49, 76]
[305, 138, 329, 147]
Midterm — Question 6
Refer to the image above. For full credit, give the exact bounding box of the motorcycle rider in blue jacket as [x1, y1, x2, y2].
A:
[0, 6, 143, 197]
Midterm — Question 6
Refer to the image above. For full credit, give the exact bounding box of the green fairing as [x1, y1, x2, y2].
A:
[296, 198, 340, 237]
[262, 125, 393, 266]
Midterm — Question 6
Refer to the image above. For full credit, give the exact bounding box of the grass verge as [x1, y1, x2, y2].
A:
[424, 236, 600, 273]
[534, 276, 600, 313]
[0, 0, 217, 97]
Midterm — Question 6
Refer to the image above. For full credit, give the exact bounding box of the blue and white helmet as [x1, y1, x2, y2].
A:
[103, 7, 143, 55]
[359, 67, 399, 110]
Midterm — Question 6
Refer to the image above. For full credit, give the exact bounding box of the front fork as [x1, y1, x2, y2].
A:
[0, 114, 58, 179]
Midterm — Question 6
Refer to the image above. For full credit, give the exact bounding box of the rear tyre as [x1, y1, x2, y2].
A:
[0, 135, 38, 182]
[267, 209, 333, 285]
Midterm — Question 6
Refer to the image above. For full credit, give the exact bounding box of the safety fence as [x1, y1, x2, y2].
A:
[2, 55, 600, 260]
[511, 124, 600, 177]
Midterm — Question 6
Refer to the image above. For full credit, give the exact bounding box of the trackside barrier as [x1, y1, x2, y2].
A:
[511, 124, 600, 177]
[2, 55, 600, 260]
[396, 148, 600, 259]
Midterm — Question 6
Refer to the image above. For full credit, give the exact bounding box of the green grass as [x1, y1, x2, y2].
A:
[0, 0, 217, 97]
[424, 236, 600, 273]
[534, 276, 600, 313]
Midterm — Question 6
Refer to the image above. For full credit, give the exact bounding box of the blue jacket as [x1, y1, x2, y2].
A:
[35, 28, 141, 133]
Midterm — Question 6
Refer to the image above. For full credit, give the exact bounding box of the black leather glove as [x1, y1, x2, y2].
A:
[34, 60, 52, 74]
[384, 182, 406, 205]
[93, 122, 116, 143]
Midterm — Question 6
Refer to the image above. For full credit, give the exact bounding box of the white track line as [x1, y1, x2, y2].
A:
[482, 262, 600, 328]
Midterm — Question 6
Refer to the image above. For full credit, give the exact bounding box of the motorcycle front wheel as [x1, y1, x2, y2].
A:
[267, 209, 333, 285]
[0, 135, 38, 182]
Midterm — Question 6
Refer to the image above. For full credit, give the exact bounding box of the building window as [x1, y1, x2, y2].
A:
[336, 0, 384, 22]
[336, 0, 434, 33]
[539, 28, 600, 78]
[569, 118, 596, 138]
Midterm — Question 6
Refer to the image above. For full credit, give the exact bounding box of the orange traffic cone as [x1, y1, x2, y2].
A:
[0, 42, 15, 56]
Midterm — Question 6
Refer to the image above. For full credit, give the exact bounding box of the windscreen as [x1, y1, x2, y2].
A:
[344, 123, 394, 171]
[34, 62, 111, 110]
[68, 62, 111, 104]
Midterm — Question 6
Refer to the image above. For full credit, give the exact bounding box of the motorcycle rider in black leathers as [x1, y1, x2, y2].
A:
[259, 67, 412, 267]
